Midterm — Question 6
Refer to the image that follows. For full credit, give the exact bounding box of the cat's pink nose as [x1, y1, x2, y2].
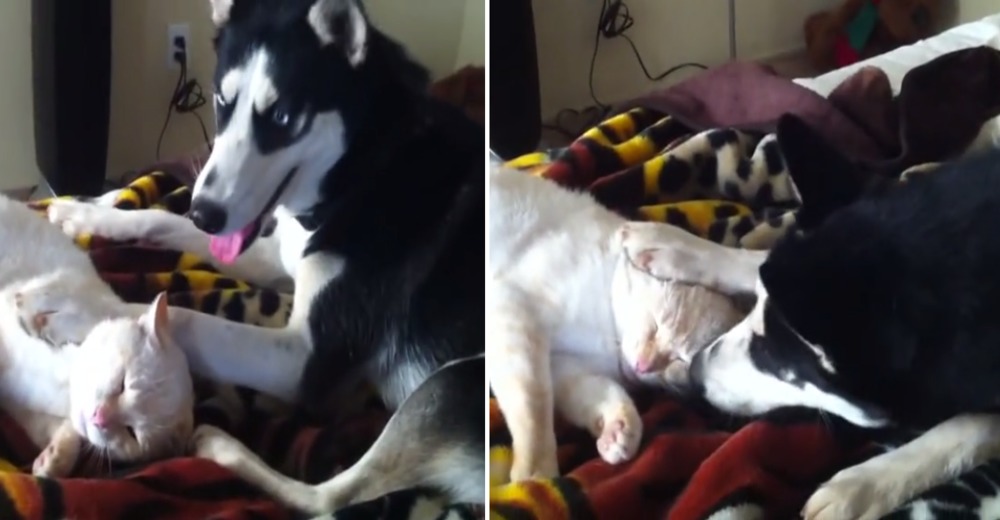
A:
[635, 357, 653, 373]
[91, 406, 110, 429]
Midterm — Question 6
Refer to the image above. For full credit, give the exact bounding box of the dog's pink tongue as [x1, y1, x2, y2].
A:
[208, 222, 254, 265]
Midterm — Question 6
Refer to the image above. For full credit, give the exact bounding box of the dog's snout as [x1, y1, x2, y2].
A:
[189, 199, 228, 234]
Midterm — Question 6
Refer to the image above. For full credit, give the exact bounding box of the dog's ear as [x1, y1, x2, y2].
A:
[209, 0, 235, 26]
[777, 114, 867, 231]
[308, 0, 369, 67]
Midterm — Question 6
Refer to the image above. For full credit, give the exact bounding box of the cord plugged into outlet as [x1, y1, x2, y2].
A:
[167, 23, 191, 70]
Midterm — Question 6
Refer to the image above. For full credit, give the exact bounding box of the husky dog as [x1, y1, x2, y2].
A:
[51, 0, 483, 513]
[621, 117, 1000, 519]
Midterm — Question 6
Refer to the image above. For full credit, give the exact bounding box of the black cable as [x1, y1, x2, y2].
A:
[156, 59, 213, 161]
[545, 0, 710, 139]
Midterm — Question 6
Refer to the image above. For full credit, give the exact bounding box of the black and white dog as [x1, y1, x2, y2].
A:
[620, 117, 1000, 520]
[50, 0, 484, 514]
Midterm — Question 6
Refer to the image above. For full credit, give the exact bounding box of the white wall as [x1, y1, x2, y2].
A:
[532, 0, 847, 119]
[106, 0, 484, 180]
[0, 2, 39, 191]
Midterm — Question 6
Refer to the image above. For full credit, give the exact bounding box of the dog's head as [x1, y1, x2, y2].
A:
[689, 275, 891, 428]
[688, 116, 901, 428]
[195, 0, 427, 262]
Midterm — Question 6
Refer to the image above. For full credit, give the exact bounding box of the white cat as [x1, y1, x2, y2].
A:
[0, 194, 194, 477]
[488, 166, 746, 481]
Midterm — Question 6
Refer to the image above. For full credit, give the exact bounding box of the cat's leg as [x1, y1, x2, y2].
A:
[616, 221, 767, 296]
[803, 413, 1000, 520]
[551, 355, 642, 464]
[46, 200, 290, 290]
[488, 284, 559, 481]
[32, 420, 83, 478]
[13, 276, 122, 347]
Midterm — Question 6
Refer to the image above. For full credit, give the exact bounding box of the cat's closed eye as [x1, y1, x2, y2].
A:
[125, 426, 137, 440]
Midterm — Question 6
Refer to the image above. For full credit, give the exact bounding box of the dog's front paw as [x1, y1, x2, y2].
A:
[596, 405, 642, 464]
[47, 200, 103, 238]
[190, 424, 247, 470]
[802, 463, 907, 520]
[617, 222, 704, 284]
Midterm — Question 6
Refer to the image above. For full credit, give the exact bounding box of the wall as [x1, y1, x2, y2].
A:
[532, 0, 846, 119]
[106, 0, 485, 179]
[0, 2, 39, 191]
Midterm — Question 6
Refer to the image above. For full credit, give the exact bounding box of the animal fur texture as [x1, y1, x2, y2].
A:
[46, 0, 485, 513]
[631, 117, 1000, 519]
[0, 194, 194, 478]
[488, 165, 745, 480]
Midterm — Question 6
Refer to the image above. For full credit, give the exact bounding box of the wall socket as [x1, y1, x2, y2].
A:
[167, 23, 191, 70]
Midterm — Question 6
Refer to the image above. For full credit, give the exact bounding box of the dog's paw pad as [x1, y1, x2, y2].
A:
[47, 201, 97, 236]
[596, 412, 641, 464]
[802, 466, 901, 520]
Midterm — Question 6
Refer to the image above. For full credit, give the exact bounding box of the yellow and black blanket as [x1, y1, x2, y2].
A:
[0, 173, 478, 520]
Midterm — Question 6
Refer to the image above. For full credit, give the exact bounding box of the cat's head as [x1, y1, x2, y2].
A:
[611, 250, 747, 388]
[68, 293, 194, 462]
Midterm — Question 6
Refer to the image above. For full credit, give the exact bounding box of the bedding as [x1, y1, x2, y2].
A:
[794, 12, 1000, 153]
[0, 171, 480, 520]
[491, 46, 1000, 519]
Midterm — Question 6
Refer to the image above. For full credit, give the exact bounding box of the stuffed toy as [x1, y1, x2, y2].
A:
[805, 0, 941, 71]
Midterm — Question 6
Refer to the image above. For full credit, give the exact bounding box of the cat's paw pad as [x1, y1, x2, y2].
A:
[596, 409, 642, 465]
[191, 425, 245, 470]
[32, 443, 76, 478]
[802, 463, 906, 520]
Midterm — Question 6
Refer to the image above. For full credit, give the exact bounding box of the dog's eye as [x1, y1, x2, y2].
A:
[272, 109, 291, 127]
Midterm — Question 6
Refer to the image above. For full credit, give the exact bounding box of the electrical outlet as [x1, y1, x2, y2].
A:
[167, 23, 191, 70]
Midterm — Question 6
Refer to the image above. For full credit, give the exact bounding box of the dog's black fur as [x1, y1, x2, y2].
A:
[209, 0, 484, 506]
[758, 116, 1000, 428]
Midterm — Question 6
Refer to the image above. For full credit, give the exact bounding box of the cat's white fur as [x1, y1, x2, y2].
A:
[488, 166, 745, 481]
[0, 194, 194, 476]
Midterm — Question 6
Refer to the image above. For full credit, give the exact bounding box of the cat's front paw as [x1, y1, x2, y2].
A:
[595, 404, 642, 464]
[48, 200, 143, 242]
[32, 439, 79, 478]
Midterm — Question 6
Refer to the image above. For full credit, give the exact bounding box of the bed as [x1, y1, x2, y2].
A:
[491, 12, 1000, 520]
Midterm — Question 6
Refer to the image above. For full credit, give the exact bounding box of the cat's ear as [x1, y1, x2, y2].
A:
[140, 292, 171, 349]
[308, 0, 368, 67]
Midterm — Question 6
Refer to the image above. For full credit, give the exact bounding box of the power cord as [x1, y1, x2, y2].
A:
[156, 38, 213, 161]
[543, 0, 709, 140]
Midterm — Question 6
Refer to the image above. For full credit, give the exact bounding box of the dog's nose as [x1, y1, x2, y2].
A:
[189, 198, 228, 234]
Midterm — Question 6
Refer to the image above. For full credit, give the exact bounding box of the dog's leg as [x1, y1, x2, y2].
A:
[552, 355, 642, 465]
[193, 356, 485, 513]
[139, 304, 309, 402]
[802, 413, 1000, 520]
[487, 284, 559, 481]
[47, 200, 290, 290]
[616, 221, 767, 296]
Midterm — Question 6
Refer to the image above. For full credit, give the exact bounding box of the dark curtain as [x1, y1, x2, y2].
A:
[32, 0, 112, 196]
